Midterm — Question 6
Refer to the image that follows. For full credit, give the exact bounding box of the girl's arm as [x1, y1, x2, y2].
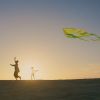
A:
[10, 64, 15, 66]
[14, 57, 16, 62]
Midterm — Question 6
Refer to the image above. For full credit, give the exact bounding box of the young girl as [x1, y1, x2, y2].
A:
[10, 57, 21, 80]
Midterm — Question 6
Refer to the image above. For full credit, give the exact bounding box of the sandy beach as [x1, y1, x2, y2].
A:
[0, 79, 100, 100]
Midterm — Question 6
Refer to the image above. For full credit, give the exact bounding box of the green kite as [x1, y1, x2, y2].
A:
[63, 28, 100, 41]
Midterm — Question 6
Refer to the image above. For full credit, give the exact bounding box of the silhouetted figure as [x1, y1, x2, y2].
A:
[10, 57, 21, 80]
[31, 67, 38, 80]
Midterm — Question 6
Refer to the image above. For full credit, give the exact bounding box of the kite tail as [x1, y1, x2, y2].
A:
[90, 34, 100, 41]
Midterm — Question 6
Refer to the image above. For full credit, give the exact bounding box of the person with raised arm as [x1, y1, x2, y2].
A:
[10, 57, 21, 80]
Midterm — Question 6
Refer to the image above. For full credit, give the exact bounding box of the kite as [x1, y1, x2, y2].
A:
[63, 28, 100, 41]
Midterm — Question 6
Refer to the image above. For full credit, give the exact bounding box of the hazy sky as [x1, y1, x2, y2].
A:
[0, 0, 100, 80]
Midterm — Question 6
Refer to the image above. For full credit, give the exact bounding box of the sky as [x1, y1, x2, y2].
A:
[0, 0, 100, 80]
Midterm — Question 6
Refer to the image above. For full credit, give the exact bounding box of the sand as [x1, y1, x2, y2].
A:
[0, 79, 100, 100]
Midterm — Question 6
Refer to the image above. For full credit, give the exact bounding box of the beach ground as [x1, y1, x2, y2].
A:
[0, 79, 100, 100]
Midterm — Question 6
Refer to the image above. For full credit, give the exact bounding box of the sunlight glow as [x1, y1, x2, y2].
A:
[20, 62, 40, 80]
